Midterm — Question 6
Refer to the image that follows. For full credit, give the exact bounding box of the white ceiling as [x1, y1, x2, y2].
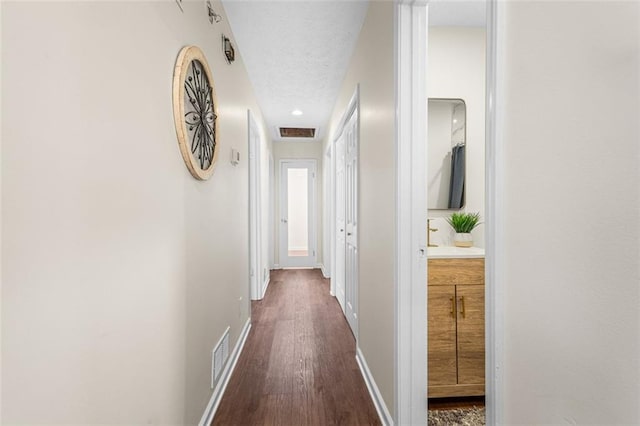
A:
[429, 0, 486, 27]
[223, 0, 369, 143]
[222, 0, 485, 143]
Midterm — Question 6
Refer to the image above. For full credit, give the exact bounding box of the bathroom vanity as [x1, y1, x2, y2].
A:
[427, 247, 485, 398]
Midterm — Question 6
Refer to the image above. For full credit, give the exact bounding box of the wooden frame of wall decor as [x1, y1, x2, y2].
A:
[173, 45, 219, 180]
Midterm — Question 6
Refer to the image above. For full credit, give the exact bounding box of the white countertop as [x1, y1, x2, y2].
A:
[427, 246, 485, 259]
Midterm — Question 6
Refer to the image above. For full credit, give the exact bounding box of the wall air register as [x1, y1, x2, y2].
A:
[211, 326, 230, 389]
[279, 127, 316, 138]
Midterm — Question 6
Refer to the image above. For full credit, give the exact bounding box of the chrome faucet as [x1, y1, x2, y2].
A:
[427, 219, 438, 247]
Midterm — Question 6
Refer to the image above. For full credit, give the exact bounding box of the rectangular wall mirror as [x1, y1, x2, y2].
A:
[428, 98, 466, 209]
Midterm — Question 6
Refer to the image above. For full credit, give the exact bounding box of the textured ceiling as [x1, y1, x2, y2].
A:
[222, 0, 484, 143]
[223, 0, 369, 142]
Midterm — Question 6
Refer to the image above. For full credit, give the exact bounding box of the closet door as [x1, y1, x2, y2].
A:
[456, 284, 485, 385]
[344, 111, 358, 338]
[334, 136, 346, 311]
[428, 285, 457, 387]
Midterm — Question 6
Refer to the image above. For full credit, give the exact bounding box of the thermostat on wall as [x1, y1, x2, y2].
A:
[231, 148, 240, 166]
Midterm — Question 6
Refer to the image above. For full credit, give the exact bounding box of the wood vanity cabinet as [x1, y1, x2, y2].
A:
[428, 258, 485, 398]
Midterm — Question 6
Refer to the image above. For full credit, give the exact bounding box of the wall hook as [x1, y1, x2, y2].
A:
[206, 0, 222, 24]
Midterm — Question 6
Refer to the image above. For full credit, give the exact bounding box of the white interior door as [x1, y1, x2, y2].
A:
[334, 136, 346, 311]
[344, 110, 358, 337]
[279, 160, 316, 268]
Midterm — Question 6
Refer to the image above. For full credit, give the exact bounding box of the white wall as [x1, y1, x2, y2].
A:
[1, 1, 269, 424]
[427, 27, 486, 247]
[501, 1, 640, 424]
[272, 141, 323, 266]
[325, 1, 396, 416]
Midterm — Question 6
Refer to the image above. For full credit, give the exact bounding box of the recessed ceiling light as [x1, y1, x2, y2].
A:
[291, 109, 303, 116]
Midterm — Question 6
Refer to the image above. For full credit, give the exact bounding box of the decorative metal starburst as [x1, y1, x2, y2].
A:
[184, 60, 217, 170]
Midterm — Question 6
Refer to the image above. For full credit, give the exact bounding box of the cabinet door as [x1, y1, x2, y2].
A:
[456, 284, 485, 385]
[428, 285, 457, 387]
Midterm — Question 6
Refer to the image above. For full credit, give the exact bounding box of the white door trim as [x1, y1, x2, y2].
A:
[395, 1, 504, 425]
[248, 110, 263, 300]
[394, 1, 428, 425]
[323, 142, 333, 282]
[278, 159, 317, 268]
[334, 86, 360, 141]
[269, 153, 275, 270]
[484, 1, 505, 424]
[328, 140, 337, 296]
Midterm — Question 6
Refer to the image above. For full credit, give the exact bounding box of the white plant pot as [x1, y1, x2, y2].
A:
[454, 232, 473, 248]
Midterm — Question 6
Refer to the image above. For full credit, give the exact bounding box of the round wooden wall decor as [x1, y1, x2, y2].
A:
[173, 46, 219, 180]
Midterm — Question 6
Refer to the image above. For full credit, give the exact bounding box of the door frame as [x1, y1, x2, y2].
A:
[248, 110, 265, 300]
[278, 159, 318, 268]
[394, 3, 428, 424]
[269, 153, 275, 270]
[394, 0, 504, 425]
[483, 2, 506, 423]
[329, 139, 336, 296]
[323, 142, 333, 281]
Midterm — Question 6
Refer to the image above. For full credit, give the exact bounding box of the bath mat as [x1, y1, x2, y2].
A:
[428, 406, 485, 426]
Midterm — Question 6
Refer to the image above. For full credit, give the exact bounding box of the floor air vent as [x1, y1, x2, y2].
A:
[279, 127, 316, 138]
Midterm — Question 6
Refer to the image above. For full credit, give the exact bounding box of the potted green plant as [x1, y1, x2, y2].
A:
[446, 212, 481, 247]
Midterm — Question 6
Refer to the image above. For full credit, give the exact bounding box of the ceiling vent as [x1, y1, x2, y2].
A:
[279, 127, 316, 138]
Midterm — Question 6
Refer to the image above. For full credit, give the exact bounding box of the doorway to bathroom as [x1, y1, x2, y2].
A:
[424, 0, 491, 423]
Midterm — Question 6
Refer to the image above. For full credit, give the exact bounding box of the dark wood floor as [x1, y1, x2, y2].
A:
[213, 269, 381, 426]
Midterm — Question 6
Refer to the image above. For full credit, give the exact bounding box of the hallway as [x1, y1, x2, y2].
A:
[213, 269, 380, 425]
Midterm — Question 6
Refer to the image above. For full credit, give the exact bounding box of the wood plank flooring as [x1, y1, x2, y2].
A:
[213, 269, 381, 426]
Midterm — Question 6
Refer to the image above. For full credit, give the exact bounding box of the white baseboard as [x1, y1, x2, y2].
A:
[318, 263, 330, 278]
[273, 263, 281, 270]
[261, 276, 271, 299]
[199, 318, 252, 426]
[356, 347, 393, 426]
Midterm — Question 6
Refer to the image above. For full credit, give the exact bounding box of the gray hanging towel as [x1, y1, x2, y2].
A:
[448, 144, 465, 208]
